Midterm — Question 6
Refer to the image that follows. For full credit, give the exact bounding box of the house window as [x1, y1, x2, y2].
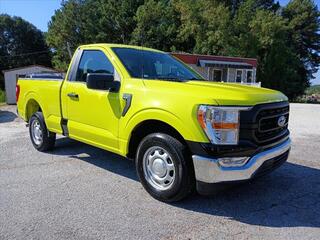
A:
[236, 70, 243, 82]
[246, 70, 253, 83]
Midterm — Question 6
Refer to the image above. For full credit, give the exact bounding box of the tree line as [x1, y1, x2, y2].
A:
[0, 15, 51, 89]
[1, 0, 319, 99]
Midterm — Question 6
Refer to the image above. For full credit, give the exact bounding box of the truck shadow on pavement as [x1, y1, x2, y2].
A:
[53, 137, 320, 229]
[0, 110, 17, 123]
[54, 137, 138, 181]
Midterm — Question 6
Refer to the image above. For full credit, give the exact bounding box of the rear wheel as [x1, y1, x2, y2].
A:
[135, 133, 194, 202]
[29, 112, 56, 152]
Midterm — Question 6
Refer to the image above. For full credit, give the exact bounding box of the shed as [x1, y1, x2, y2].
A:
[2, 65, 59, 104]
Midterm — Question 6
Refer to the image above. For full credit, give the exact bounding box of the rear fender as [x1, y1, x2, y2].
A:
[24, 92, 46, 122]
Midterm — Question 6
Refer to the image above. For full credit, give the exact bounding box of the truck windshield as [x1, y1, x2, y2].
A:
[112, 47, 203, 82]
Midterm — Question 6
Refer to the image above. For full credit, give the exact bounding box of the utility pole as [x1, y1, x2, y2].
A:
[66, 42, 72, 59]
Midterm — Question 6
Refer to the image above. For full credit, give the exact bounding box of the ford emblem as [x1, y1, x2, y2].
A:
[278, 116, 286, 127]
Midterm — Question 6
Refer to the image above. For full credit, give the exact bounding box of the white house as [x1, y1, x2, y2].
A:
[171, 53, 260, 86]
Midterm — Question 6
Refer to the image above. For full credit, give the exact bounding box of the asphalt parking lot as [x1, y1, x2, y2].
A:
[0, 103, 319, 240]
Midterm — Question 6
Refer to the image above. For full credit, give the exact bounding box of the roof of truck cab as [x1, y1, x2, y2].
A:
[79, 43, 163, 53]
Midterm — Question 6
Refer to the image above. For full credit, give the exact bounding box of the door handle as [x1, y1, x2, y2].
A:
[67, 93, 79, 98]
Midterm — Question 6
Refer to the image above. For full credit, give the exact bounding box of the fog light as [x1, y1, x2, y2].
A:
[218, 157, 249, 167]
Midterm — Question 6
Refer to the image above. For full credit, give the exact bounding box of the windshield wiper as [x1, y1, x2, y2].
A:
[156, 77, 185, 82]
[186, 77, 204, 81]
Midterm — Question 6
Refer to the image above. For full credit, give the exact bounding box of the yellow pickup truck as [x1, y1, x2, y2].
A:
[16, 44, 291, 202]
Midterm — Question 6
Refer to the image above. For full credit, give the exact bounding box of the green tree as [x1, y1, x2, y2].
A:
[249, 10, 304, 98]
[174, 0, 234, 55]
[223, 0, 279, 15]
[86, 0, 144, 44]
[230, 0, 311, 98]
[282, 0, 320, 82]
[131, 0, 180, 51]
[0, 14, 51, 89]
[47, 0, 143, 70]
[46, 0, 86, 70]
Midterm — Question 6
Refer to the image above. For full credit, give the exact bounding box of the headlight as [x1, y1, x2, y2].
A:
[197, 105, 251, 145]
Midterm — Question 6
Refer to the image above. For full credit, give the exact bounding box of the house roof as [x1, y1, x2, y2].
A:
[171, 53, 257, 68]
[2, 65, 60, 74]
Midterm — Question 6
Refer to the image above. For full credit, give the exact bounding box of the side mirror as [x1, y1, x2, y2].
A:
[86, 73, 120, 92]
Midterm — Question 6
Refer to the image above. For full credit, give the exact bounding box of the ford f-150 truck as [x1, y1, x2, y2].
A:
[17, 44, 291, 202]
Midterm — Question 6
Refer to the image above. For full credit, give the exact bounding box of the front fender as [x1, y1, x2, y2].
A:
[121, 108, 207, 144]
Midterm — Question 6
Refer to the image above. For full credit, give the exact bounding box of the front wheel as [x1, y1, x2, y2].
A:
[135, 133, 194, 202]
[29, 112, 56, 152]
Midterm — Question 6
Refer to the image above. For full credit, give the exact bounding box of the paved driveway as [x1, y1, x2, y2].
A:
[0, 103, 319, 240]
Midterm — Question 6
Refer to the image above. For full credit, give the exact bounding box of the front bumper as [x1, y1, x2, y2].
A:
[192, 138, 291, 186]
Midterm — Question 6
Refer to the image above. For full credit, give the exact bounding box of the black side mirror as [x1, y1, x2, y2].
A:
[86, 73, 120, 92]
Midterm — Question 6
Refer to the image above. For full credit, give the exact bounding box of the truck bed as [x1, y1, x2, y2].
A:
[17, 77, 64, 134]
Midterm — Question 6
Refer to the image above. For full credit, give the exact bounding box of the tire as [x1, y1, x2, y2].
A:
[135, 133, 195, 202]
[29, 112, 56, 152]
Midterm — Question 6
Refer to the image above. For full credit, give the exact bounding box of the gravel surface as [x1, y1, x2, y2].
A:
[0, 103, 319, 240]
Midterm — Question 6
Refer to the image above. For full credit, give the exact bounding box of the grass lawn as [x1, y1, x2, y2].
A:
[0, 89, 6, 103]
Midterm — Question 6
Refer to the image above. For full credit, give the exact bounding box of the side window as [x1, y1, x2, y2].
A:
[76, 50, 114, 82]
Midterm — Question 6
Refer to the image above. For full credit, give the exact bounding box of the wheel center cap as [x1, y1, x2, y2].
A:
[35, 128, 41, 138]
[152, 158, 166, 177]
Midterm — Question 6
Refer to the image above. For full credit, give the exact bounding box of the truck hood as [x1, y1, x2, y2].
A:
[185, 81, 288, 105]
[143, 80, 288, 106]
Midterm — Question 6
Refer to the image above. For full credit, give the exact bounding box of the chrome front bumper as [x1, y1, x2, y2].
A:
[192, 139, 291, 184]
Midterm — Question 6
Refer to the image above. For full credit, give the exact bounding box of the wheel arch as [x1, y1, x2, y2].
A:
[126, 119, 189, 159]
[25, 98, 43, 122]
[123, 108, 200, 158]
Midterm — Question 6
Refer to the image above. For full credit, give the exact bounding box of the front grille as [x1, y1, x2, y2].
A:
[240, 101, 290, 146]
[255, 105, 289, 143]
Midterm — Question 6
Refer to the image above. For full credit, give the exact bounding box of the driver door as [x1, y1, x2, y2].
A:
[63, 49, 122, 153]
